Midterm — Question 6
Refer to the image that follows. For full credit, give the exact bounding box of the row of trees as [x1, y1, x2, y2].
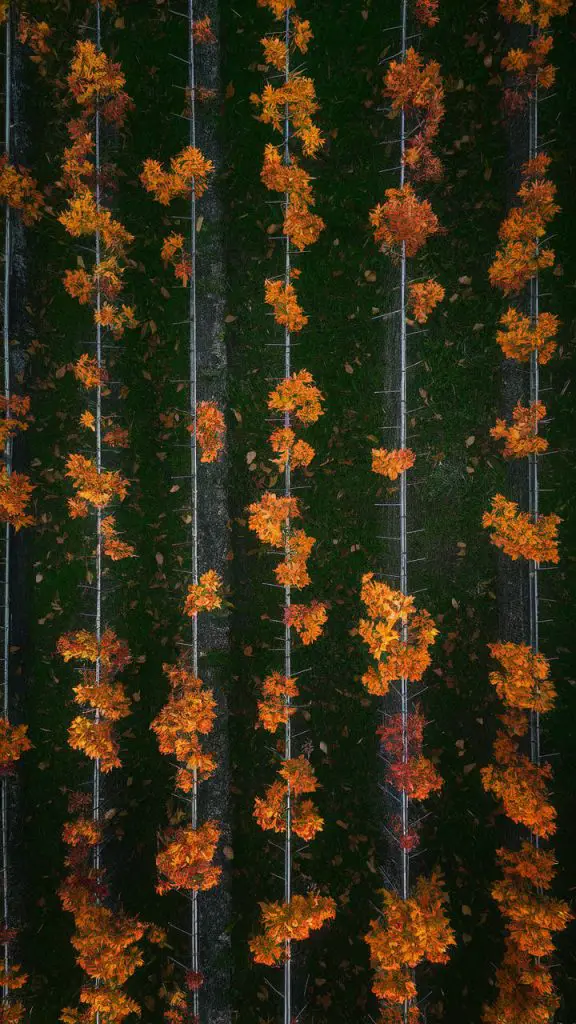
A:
[55, 11, 159, 1021]
[481, 1, 572, 1021]
[246, 2, 335, 1019]
[361, 2, 456, 1020]
[142, 6, 226, 1021]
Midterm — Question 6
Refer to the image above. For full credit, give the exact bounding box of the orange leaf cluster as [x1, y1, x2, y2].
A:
[366, 872, 455, 1008]
[491, 400, 548, 458]
[65, 453, 129, 509]
[370, 184, 440, 257]
[256, 672, 299, 733]
[251, 74, 324, 157]
[101, 515, 135, 561]
[257, 0, 295, 18]
[498, 0, 571, 27]
[408, 279, 445, 323]
[190, 400, 226, 463]
[492, 844, 572, 958]
[415, 0, 440, 26]
[483, 939, 560, 1024]
[261, 144, 325, 251]
[60, 189, 134, 254]
[359, 573, 438, 694]
[264, 278, 308, 332]
[284, 600, 327, 645]
[269, 426, 315, 470]
[489, 160, 558, 294]
[489, 642, 556, 713]
[0, 467, 34, 531]
[254, 756, 323, 841]
[0, 966, 28, 991]
[384, 49, 444, 180]
[502, 35, 556, 92]
[192, 15, 216, 44]
[0, 394, 32, 449]
[495, 307, 559, 364]
[482, 493, 560, 563]
[0, 720, 31, 769]
[59, 813, 157, 1023]
[73, 353, 109, 389]
[61, 45, 135, 403]
[481, 732, 556, 838]
[274, 528, 315, 588]
[156, 821, 221, 895]
[250, 893, 336, 965]
[261, 37, 287, 71]
[141, 146, 214, 204]
[267, 369, 324, 424]
[58, 628, 131, 773]
[160, 231, 192, 286]
[379, 710, 443, 801]
[151, 662, 217, 785]
[248, 492, 301, 546]
[67, 40, 132, 126]
[184, 569, 223, 616]
[17, 15, 51, 60]
[0, 155, 43, 225]
[371, 447, 415, 480]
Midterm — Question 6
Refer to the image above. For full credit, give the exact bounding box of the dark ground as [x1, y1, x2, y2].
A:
[8, 0, 576, 1021]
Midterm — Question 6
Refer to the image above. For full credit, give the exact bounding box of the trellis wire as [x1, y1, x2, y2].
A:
[527, 64, 541, 817]
[93, 2, 104, 1021]
[374, 1, 411, 1019]
[1, 0, 11, 1003]
[282, 9, 293, 1024]
[187, 0, 201, 1016]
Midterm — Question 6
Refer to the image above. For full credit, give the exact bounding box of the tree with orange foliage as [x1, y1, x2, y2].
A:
[358, 574, 438, 693]
[248, 492, 301, 546]
[189, 400, 226, 463]
[371, 447, 416, 480]
[481, 732, 556, 838]
[408, 279, 445, 323]
[489, 159, 558, 294]
[264, 278, 308, 332]
[0, 155, 43, 225]
[370, 184, 440, 257]
[261, 143, 325, 251]
[141, 146, 214, 205]
[183, 569, 223, 616]
[57, 627, 131, 772]
[0, 468, 34, 531]
[491, 400, 548, 458]
[488, 642, 555, 713]
[495, 307, 559, 364]
[250, 892, 336, 966]
[267, 368, 324, 424]
[482, 493, 560, 563]
[415, 0, 440, 26]
[156, 822, 221, 895]
[269, 426, 314, 470]
[366, 873, 455, 1009]
[0, 720, 31, 772]
[283, 600, 327, 645]
[65, 453, 129, 509]
[384, 48, 444, 180]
